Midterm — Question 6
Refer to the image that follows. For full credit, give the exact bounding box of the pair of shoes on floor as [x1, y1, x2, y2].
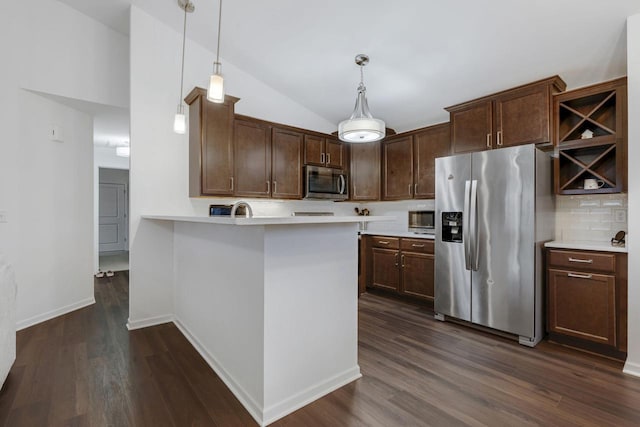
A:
[95, 270, 115, 278]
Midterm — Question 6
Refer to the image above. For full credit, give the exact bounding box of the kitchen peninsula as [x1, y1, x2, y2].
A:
[140, 214, 392, 426]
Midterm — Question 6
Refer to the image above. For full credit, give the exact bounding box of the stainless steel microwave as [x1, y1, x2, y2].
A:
[304, 166, 348, 200]
[408, 210, 435, 234]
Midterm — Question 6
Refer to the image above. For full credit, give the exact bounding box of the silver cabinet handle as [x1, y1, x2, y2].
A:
[486, 133, 492, 148]
[321, 153, 325, 164]
[568, 257, 593, 264]
[230, 177, 234, 191]
[266, 181, 270, 193]
[414, 183, 417, 195]
[408, 184, 412, 196]
[326, 153, 331, 165]
[378, 240, 389, 245]
[497, 130, 503, 146]
[401, 254, 405, 268]
[394, 253, 399, 267]
[273, 181, 277, 194]
[568, 272, 593, 279]
[411, 244, 425, 248]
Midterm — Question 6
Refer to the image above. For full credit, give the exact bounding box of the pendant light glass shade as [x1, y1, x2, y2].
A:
[207, 0, 225, 103]
[173, 0, 194, 134]
[173, 105, 186, 134]
[338, 55, 385, 143]
[207, 62, 224, 103]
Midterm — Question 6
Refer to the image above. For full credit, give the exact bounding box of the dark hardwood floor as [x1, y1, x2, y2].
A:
[2, 273, 640, 426]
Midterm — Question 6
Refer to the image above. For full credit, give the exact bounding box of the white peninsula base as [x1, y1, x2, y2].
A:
[137, 216, 391, 426]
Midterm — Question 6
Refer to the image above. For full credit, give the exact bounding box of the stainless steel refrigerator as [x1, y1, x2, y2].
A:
[434, 144, 554, 347]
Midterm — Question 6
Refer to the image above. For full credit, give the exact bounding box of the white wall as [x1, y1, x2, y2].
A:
[0, 0, 129, 328]
[624, 14, 640, 377]
[128, 6, 341, 325]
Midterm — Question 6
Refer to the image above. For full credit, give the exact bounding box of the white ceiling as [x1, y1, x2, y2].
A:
[57, 0, 640, 133]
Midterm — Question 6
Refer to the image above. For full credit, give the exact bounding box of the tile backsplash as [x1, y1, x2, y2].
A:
[555, 194, 628, 243]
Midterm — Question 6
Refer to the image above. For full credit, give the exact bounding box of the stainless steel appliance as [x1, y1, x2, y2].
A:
[304, 166, 348, 200]
[434, 144, 553, 347]
[408, 210, 435, 234]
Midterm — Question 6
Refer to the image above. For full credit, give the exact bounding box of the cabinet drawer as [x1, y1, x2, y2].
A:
[548, 249, 615, 273]
[400, 238, 434, 254]
[370, 236, 400, 249]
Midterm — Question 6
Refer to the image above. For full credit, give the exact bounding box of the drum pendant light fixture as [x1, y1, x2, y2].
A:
[173, 0, 194, 134]
[338, 54, 385, 143]
[207, 0, 225, 103]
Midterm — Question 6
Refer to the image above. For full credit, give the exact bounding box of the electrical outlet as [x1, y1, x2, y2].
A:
[614, 209, 626, 223]
[0, 210, 7, 223]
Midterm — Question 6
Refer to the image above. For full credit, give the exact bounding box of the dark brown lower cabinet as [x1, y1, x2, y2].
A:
[546, 248, 627, 359]
[366, 235, 435, 303]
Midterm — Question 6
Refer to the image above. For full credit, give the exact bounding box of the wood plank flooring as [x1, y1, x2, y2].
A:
[1, 273, 640, 426]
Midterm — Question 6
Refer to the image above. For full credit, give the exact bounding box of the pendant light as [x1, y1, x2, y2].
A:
[207, 0, 224, 103]
[173, 0, 195, 134]
[338, 54, 386, 143]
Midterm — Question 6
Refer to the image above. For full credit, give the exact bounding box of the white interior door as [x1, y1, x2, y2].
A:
[99, 183, 126, 252]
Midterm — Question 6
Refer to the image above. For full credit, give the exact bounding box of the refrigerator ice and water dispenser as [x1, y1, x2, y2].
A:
[441, 212, 463, 242]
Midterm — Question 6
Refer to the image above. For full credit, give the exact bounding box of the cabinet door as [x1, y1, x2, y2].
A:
[548, 269, 616, 346]
[350, 141, 380, 201]
[304, 134, 324, 166]
[401, 252, 434, 301]
[450, 101, 493, 154]
[325, 138, 345, 169]
[272, 128, 303, 199]
[413, 124, 450, 199]
[495, 85, 551, 148]
[371, 248, 400, 291]
[233, 119, 271, 197]
[382, 136, 413, 200]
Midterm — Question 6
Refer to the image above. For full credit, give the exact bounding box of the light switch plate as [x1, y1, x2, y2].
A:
[0, 210, 7, 223]
[614, 209, 626, 223]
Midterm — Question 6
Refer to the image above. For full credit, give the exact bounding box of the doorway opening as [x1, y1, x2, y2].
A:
[98, 168, 129, 274]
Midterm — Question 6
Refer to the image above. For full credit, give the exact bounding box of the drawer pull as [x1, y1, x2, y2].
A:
[378, 240, 390, 245]
[411, 244, 425, 248]
[568, 257, 593, 264]
[568, 273, 593, 279]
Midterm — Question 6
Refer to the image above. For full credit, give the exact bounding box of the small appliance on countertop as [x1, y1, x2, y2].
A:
[209, 204, 247, 217]
[408, 210, 435, 234]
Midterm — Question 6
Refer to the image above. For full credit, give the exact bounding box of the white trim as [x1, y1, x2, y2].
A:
[262, 367, 362, 426]
[623, 361, 640, 378]
[126, 314, 173, 330]
[173, 316, 264, 426]
[16, 297, 95, 331]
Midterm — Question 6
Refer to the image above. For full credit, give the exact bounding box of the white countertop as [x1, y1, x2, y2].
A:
[142, 214, 395, 226]
[544, 240, 627, 253]
[360, 230, 435, 240]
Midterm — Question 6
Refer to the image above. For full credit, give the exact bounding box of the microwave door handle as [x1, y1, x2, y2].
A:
[339, 174, 346, 194]
[463, 180, 471, 271]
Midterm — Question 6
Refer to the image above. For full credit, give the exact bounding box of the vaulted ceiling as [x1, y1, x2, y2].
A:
[57, 0, 640, 133]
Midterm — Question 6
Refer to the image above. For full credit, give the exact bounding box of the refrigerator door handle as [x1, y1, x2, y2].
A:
[463, 180, 472, 271]
[470, 180, 479, 271]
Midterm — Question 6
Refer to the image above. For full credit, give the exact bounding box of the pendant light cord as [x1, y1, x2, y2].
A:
[215, 0, 222, 64]
[178, 2, 188, 105]
[360, 64, 364, 86]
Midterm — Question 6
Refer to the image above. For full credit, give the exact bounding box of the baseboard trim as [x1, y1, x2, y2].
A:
[623, 361, 640, 378]
[172, 317, 264, 426]
[17, 297, 96, 331]
[263, 366, 362, 426]
[126, 314, 174, 330]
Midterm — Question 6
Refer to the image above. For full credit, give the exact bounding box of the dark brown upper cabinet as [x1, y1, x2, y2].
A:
[233, 118, 272, 198]
[553, 78, 627, 195]
[185, 88, 239, 196]
[271, 128, 304, 199]
[350, 141, 380, 201]
[304, 135, 345, 169]
[382, 135, 414, 200]
[381, 123, 451, 201]
[446, 76, 566, 154]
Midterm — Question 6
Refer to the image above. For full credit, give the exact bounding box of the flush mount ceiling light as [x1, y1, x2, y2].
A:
[207, 0, 225, 103]
[338, 54, 386, 143]
[173, 0, 195, 134]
